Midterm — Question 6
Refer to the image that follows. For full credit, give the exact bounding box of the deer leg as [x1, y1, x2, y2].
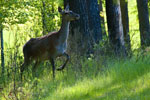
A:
[50, 59, 55, 79]
[32, 61, 40, 77]
[57, 52, 70, 71]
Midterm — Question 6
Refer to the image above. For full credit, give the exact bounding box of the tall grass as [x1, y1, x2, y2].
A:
[18, 55, 149, 100]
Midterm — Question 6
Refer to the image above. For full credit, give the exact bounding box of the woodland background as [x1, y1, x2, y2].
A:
[0, 0, 150, 100]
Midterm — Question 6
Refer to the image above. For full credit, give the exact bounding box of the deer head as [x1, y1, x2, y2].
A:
[58, 4, 80, 21]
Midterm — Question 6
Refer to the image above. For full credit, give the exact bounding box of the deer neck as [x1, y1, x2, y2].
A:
[59, 18, 70, 42]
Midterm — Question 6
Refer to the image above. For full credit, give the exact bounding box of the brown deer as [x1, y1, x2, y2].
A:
[20, 5, 80, 79]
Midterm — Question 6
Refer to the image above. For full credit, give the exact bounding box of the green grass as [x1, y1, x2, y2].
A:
[1, 56, 150, 100]
[22, 56, 150, 100]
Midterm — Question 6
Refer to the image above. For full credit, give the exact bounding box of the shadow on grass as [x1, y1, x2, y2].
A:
[53, 58, 150, 100]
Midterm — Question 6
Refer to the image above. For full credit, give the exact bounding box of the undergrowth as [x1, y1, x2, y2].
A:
[41, 56, 150, 100]
[0, 50, 150, 100]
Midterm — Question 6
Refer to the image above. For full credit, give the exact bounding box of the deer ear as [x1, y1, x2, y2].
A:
[58, 7, 63, 13]
[65, 4, 69, 11]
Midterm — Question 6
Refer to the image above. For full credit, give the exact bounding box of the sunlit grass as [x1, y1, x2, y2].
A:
[25, 56, 150, 100]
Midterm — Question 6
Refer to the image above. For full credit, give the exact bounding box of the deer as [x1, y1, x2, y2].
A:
[20, 4, 80, 80]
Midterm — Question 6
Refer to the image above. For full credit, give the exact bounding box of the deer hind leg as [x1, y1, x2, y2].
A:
[50, 59, 55, 79]
[32, 61, 40, 77]
[57, 52, 70, 71]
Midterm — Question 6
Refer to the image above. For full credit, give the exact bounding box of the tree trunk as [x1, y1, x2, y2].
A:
[120, 0, 131, 51]
[86, 0, 103, 44]
[137, 0, 150, 47]
[64, 0, 68, 7]
[0, 26, 4, 76]
[106, 0, 126, 56]
[64, 0, 103, 55]
[65, 0, 91, 55]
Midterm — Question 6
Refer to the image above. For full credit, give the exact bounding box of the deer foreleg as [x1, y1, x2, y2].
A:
[57, 52, 70, 71]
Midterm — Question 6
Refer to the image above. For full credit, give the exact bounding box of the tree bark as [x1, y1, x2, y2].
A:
[120, 0, 131, 51]
[106, 0, 126, 56]
[137, 0, 150, 47]
[64, 0, 68, 7]
[64, 0, 91, 55]
[64, 0, 103, 55]
[86, 0, 103, 43]
[0, 26, 4, 75]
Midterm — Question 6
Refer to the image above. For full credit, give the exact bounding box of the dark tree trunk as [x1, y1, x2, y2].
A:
[64, 0, 68, 7]
[64, 0, 103, 54]
[120, 0, 131, 51]
[137, 0, 150, 47]
[86, 0, 102, 43]
[1, 27, 4, 76]
[69, 0, 90, 37]
[99, 0, 106, 36]
[106, 0, 126, 56]
[64, 0, 91, 54]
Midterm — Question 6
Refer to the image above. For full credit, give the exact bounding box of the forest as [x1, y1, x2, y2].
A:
[0, 0, 150, 100]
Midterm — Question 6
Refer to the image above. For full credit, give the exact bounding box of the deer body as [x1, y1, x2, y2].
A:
[24, 29, 68, 60]
[21, 5, 80, 79]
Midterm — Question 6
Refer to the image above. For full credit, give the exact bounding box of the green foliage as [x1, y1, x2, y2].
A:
[0, 0, 30, 25]
[113, 0, 119, 5]
[128, 0, 140, 50]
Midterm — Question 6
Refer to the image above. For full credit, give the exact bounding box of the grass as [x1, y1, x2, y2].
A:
[19, 55, 150, 100]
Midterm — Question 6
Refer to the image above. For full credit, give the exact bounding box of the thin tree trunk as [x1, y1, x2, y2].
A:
[41, 0, 48, 35]
[106, 0, 126, 56]
[137, 0, 150, 47]
[1, 26, 4, 76]
[120, 0, 131, 51]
